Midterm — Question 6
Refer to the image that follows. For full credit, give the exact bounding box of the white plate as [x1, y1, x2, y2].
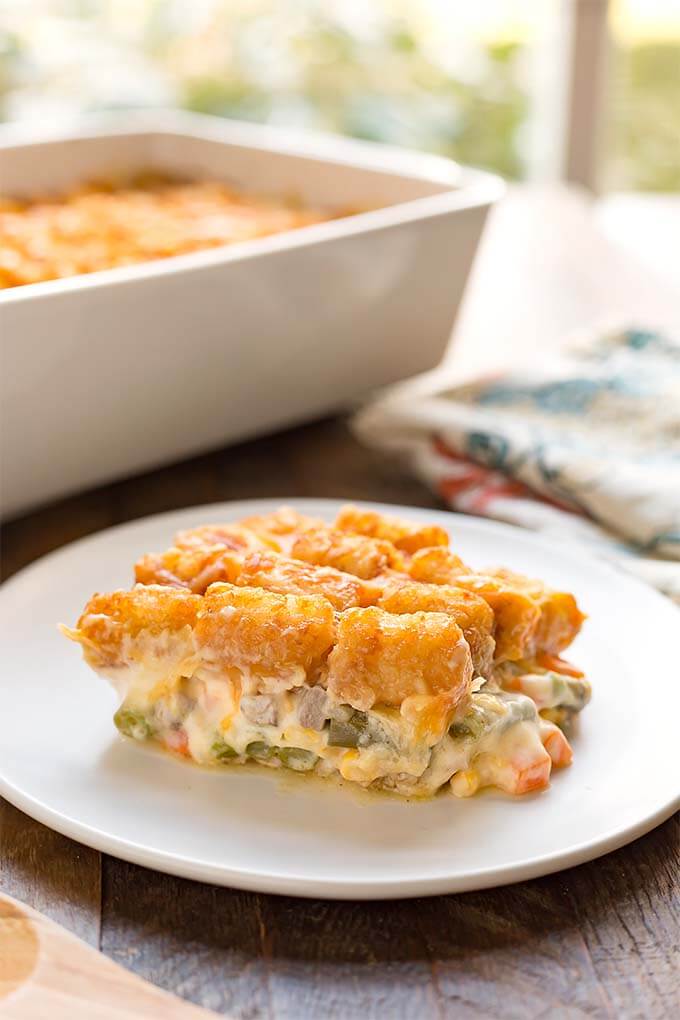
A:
[1, 499, 678, 899]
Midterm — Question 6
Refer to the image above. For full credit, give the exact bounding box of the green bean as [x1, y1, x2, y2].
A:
[211, 739, 238, 762]
[507, 695, 539, 724]
[449, 692, 537, 744]
[541, 706, 577, 734]
[277, 747, 318, 771]
[114, 707, 154, 740]
[246, 741, 318, 771]
[246, 740, 275, 760]
[449, 713, 485, 741]
[327, 709, 370, 748]
[546, 672, 592, 711]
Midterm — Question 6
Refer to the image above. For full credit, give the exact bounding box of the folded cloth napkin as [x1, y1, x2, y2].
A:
[353, 328, 680, 603]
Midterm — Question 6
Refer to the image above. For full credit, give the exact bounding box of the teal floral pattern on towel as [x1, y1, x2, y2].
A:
[353, 328, 680, 603]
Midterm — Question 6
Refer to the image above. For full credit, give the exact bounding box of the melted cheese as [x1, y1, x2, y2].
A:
[104, 653, 555, 798]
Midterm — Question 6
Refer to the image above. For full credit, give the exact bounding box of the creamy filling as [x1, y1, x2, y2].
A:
[108, 659, 561, 797]
[494, 663, 591, 713]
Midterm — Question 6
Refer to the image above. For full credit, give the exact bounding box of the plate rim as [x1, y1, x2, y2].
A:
[1, 769, 677, 900]
[2, 496, 679, 899]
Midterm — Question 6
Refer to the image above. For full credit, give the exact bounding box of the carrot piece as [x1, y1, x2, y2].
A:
[540, 723, 573, 768]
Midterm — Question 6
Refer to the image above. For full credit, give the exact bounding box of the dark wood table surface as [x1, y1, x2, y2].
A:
[1, 416, 677, 1020]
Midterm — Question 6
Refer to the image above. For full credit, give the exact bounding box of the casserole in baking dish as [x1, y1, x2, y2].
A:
[0, 112, 502, 517]
[0, 176, 343, 288]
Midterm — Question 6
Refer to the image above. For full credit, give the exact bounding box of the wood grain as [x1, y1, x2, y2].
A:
[1, 416, 678, 1020]
[100, 862, 272, 1019]
[0, 892, 220, 1018]
[0, 800, 101, 946]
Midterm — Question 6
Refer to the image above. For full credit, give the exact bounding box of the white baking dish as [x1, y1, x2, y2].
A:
[0, 111, 502, 518]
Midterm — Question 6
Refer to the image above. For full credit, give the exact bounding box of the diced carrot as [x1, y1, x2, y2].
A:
[468, 749, 552, 796]
[541, 724, 573, 767]
[164, 729, 190, 757]
[511, 755, 552, 795]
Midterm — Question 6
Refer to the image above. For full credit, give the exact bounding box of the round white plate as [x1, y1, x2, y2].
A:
[1, 498, 678, 899]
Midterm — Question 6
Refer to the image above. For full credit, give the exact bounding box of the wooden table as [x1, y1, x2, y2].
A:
[1, 417, 678, 1020]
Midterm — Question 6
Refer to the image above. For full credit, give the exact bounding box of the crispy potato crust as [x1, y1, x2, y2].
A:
[73, 585, 202, 668]
[231, 550, 379, 611]
[327, 606, 472, 712]
[0, 180, 333, 289]
[237, 507, 327, 556]
[134, 545, 242, 592]
[240, 507, 324, 538]
[70, 582, 336, 685]
[377, 580, 495, 676]
[135, 538, 382, 610]
[198, 583, 336, 681]
[77, 508, 584, 699]
[449, 575, 541, 662]
[291, 527, 406, 579]
[491, 568, 586, 654]
[407, 548, 581, 662]
[174, 523, 278, 553]
[335, 504, 450, 555]
[78, 585, 201, 639]
[135, 524, 273, 591]
[408, 546, 468, 582]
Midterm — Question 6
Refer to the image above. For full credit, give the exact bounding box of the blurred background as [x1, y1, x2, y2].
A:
[0, 0, 678, 194]
[2, 0, 679, 293]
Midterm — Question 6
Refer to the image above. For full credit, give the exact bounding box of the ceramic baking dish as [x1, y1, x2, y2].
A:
[0, 111, 502, 518]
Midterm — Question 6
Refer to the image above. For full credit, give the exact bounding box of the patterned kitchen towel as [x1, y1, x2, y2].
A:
[353, 328, 680, 603]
